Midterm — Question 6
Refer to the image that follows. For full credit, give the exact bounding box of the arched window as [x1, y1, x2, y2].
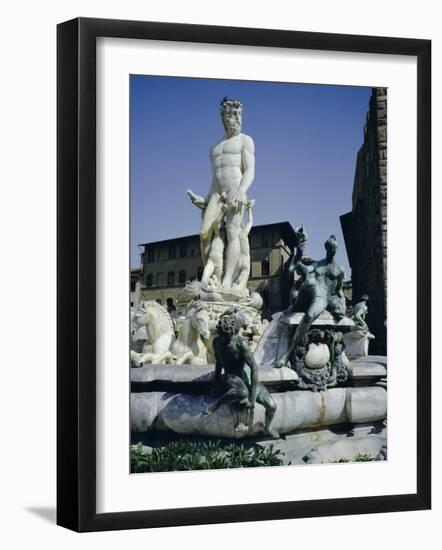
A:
[197, 266, 204, 281]
[167, 271, 175, 285]
[179, 243, 188, 258]
[179, 269, 186, 284]
[156, 272, 163, 286]
[168, 245, 176, 259]
[145, 273, 153, 287]
[261, 259, 270, 277]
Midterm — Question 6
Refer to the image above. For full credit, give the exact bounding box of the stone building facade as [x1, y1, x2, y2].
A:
[135, 222, 297, 320]
[130, 268, 141, 305]
[340, 88, 387, 355]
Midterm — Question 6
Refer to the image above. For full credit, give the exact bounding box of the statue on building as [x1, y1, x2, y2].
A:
[203, 309, 279, 438]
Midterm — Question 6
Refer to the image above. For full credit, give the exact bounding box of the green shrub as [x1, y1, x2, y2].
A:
[353, 453, 377, 462]
[330, 453, 377, 464]
[131, 440, 283, 473]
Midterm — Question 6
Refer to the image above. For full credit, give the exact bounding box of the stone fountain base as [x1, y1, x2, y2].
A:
[131, 385, 386, 438]
[256, 421, 387, 464]
[130, 354, 387, 478]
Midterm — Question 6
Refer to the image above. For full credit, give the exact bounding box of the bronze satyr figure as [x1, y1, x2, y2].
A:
[203, 310, 279, 439]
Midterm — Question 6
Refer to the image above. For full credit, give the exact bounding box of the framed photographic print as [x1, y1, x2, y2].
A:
[57, 17, 431, 532]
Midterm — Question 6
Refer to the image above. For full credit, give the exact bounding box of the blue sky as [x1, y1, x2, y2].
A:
[130, 75, 372, 276]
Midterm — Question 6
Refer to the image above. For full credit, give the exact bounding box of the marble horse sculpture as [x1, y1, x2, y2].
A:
[131, 301, 212, 366]
[130, 300, 176, 366]
[170, 303, 211, 365]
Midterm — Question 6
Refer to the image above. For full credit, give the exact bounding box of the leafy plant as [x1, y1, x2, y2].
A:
[353, 453, 377, 462]
[130, 440, 283, 473]
[330, 453, 378, 464]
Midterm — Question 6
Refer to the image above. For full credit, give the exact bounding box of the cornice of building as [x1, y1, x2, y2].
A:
[139, 221, 297, 249]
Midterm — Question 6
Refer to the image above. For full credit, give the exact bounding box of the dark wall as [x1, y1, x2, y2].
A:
[340, 88, 387, 355]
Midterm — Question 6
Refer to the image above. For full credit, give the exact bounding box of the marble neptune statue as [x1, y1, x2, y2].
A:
[187, 97, 255, 290]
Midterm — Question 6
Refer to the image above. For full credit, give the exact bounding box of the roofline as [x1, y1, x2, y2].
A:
[138, 221, 297, 248]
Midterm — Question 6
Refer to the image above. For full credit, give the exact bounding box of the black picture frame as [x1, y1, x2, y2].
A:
[57, 17, 431, 532]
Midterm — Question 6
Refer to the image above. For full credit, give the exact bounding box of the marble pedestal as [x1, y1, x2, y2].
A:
[255, 311, 355, 390]
[255, 311, 354, 369]
[343, 328, 375, 360]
